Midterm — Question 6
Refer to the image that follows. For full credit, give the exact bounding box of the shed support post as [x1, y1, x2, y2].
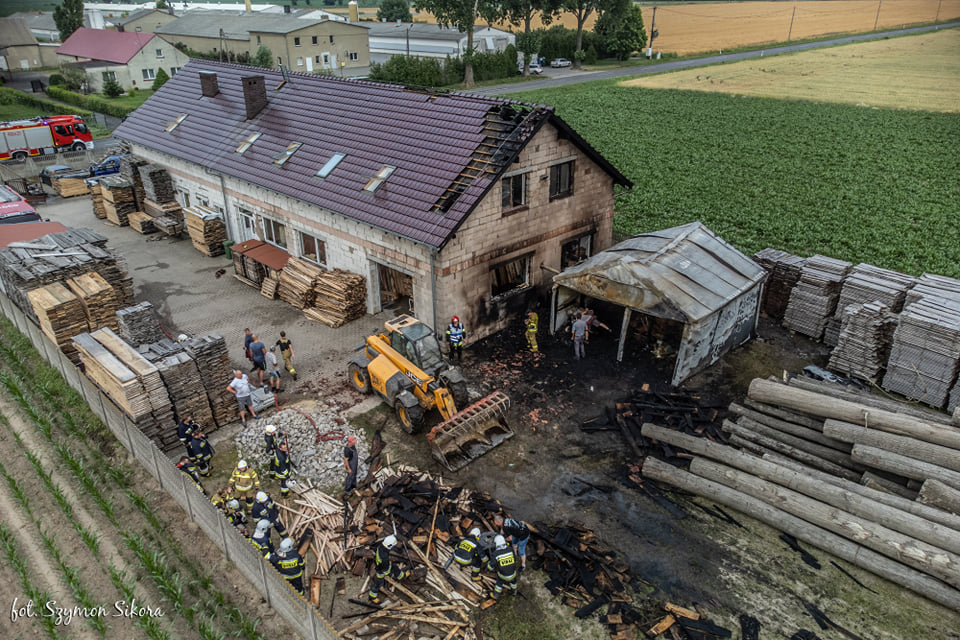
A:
[549, 286, 558, 335]
[617, 307, 631, 362]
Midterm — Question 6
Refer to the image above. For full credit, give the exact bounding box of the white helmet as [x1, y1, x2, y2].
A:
[264, 425, 277, 435]
[177, 333, 189, 343]
[494, 535, 507, 549]
[226, 499, 240, 510]
[237, 460, 248, 470]
[279, 538, 294, 553]
[383, 534, 398, 550]
[469, 528, 481, 538]
[256, 519, 272, 534]
[256, 491, 268, 503]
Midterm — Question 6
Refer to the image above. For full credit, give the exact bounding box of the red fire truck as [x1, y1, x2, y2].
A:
[0, 115, 94, 161]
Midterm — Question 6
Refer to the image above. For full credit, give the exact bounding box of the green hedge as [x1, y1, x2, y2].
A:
[46, 86, 133, 118]
[0, 87, 93, 119]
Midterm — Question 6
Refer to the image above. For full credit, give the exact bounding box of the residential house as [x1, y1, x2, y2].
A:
[114, 8, 178, 34]
[114, 59, 631, 342]
[0, 18, 59, 70]
[367, 22, 515, 64]
[57, 28, 190, 92]
[8, 10, 102, 42]
[154, 11, 369, 73]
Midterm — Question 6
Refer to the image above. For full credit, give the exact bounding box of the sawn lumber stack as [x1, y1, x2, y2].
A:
[304, 269, 367, 327]
[65, 271, 119, 333]
[27, 281, 89, 364]
[184, 205, 226, 256]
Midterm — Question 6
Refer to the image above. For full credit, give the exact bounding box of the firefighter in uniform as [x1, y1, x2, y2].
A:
[525, 311, 539, 352]
[267, 538, 305, 594]
[176, 456, 205, 494]
[228, 459, 260, 513]
[452, 528, 485, 581]
[186, 433, 214, 477]
[177, 414, 199, 450]
[368, 535, 408, 604]
[252, 491, 288, 537]
[489, 535, 518, 601]
[264, 424, 279, 454]
[224, 499, 249, 536]
[446, 316, 465, 362]
[251, 519, 274, 556]
[271, 440, 293, 498]
[211, 487, 230, 511]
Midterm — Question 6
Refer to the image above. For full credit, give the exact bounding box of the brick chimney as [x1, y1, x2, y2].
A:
[241, 75, 268, 120]
[199, 72, 219, 97]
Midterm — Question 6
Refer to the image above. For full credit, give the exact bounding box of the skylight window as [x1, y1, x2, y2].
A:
[316, 153, 346, 178]
[273, 142, 302, 166]
[363, 165, 396, 192]
[236, 132, 262, 154]
[165, 114, 187, 132]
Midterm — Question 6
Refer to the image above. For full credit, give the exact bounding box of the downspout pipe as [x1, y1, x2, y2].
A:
[430, 246, 439, 337]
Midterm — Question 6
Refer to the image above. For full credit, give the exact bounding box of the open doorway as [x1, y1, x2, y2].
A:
[377, 263, 414, 314]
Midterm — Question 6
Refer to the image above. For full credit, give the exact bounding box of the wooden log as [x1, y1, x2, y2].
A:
[640, 457, 960, 611]
[823, 419, 960, 474]
[641, 424, 960, 556]
[851, 444, 960, 491]
[690, 457, 960, 588]
[918, 479, 960, 516]
[728, 403, 849, 452]
[743, 398, 825, 430]
[751, 378, 960, 451]
[734, 415, 860, 470]
[788, 375, 953, 426]
[722, 419, 861, 481]
[647, 615, 676, 635]
[861, 471, 918, 500]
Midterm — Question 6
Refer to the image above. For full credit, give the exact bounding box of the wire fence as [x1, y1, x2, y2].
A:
[0, 290, 341, 640]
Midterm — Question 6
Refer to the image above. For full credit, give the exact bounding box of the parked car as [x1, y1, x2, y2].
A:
[550, 58, 572, 68]
[90, 154, 129, 177]
[0, 185, 41, 224]
[518, 61, 544, 75]
[39, 164, 75, 186]
[39, 154, 128, 186]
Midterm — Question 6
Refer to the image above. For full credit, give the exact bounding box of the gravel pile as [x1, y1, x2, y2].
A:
[233, 403, 367, 489]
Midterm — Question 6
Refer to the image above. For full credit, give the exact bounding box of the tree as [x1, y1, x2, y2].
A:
[562, 0, 601, 68]
[252, 45, 274, 68]
[503, 0, 560, 76]
[377, 0, 412, 22]
[151, 67, 170, 91]
[54, 0, 84, 42]
[59, 64, 87, 92]
[414, 0, 503, 88]
[103, 77, 124, 98]
[593, 0, 645, 60]
[156, 0, 168, 8]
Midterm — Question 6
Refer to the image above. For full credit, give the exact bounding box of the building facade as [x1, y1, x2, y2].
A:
[57, 28, 189, 92]
[367, 22, 514, 64]
[114, 9, 178, 34]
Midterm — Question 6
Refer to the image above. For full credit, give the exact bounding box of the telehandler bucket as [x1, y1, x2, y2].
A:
[427, 391, 513, 471]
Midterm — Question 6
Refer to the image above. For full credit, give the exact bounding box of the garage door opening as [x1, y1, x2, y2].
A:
[377, 263, 414, 314]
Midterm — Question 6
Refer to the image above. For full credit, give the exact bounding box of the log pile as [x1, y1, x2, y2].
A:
[138, 164, 175, 203]
[116, 302, 165, 346]
[642, 376, 960, 611]
[304, 269, 367, 327]
[27, 282, 89, 364]
[89, 180, 106, 219]
[183, 333, 235, 427]
[100, 176, 136, 226]
[278, 257, 325, 309]
[65, 271, 119, 332]
[52, 176, 89, 197]
[827, 302, 898, 382]
[753, 249, 805, 322]
[155, 351, 214, 443]
[184, 205, 226, 257]
[127, 211, 158, 234]
[119, 156, 148, 210]
[782, 255, 852, 340]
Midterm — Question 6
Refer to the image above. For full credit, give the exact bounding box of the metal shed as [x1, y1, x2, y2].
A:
[550, 222, 767, 385]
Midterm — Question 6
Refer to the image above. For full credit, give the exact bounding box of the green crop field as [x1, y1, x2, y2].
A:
[511, 82, 960, 277]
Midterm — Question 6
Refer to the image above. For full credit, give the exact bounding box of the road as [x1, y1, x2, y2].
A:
[475, 22, 960, 96]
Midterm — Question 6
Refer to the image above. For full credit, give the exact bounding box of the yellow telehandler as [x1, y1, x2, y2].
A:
[347, 315, 513, 471]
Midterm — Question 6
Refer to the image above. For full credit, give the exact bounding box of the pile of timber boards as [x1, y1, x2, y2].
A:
[127, 211, 157, 234]
[823, 263, 915, 346]
[100, 176, 136, 226]
[184, 205, 226, 256]
[753, 249, 805, 322]
[143, 198, 184, 236]
[116, 301, 166, 345]
[183, 334, 235, 427]
[65, 271, 119, 332]
[782, 255, 852, 340]
[155, 351, 214, 444]
[27, 281, 89, 364]
[827, 302, 898, 382]
[138, 164, 175, 203]
[641, 376, 960, 612]
[88, 180, 106, 219]
[137, 338, 185, 362]
[304, 269, 367, 327]
[52, 176, 89, 197]
[119, 156, 147, 210]
[278, 257, 324, 309]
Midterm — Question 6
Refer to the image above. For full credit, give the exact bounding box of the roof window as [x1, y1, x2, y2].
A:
[165, 114, 187, 132]
[363, 165, 396, 192]
[236, 132, 262, 154]
[316, 152, 346, 178]
[273, 142, 302, 166]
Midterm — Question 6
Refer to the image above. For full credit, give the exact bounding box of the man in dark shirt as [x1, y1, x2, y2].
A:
[243, 328, 254, 364]
[343, 436, 358, 494]
[177, 414, 198, 451]
[249, 333, 267, 388]
[275, 331, 297, 381]
[494, 514, 531, 571]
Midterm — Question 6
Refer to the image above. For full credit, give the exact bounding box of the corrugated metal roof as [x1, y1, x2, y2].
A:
[553, 222, 766, 323]
[230, 239, 290, 271]
[366, 22, 507, 41]
[57, 28, 155, 64]
[114, 59, 631, 249]
[155, 11, 353, 39]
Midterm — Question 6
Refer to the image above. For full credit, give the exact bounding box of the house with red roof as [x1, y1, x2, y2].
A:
[115, 59, 633, 342]
[57, 27, 189, 93]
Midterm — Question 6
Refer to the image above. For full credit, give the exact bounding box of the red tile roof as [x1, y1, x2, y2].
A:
[57, 28, 156, 64]
[230, 239, 290, 271]
[115, 60, 632, 249]
[0, 222, 68, 248]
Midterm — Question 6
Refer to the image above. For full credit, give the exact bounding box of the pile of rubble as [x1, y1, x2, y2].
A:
[233, 402, 368, 487]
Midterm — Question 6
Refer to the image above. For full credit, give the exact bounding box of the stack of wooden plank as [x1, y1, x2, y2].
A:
[183, 334, 235, 427]
[88, 180, 107, 219]
[827, 302, 898, 382]
[138, 164, 175, 203]
[127, 211, 158, 234]
[184, 205, 226, 256]
[782, 255, 852, 340]
[155, 351, 214, 445]
[65, 271, 119, 332]
[278, 257, 324, 309]
[100, 176, 136, 226]
[152, 215, 184, 237]
[52, 176, 89, 197]
[74, 332, 150, 419]
[119, 156, 148, 210]
[823, 263, 916, 346]
[116, 301, 166, 346]
[752, 249, 805, 322]
[137, 338, 186, 362]
[304, 269, 367, 327]
[27, 282, 89, 364]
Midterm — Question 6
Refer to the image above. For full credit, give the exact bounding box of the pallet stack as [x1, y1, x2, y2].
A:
[782, 255, 852, 340]
[65, 272, 119, 332]
[827, 302, 898, 382]
[183, 334, 235, 427]
[27, 282, 90, 364]
[183, 206, 226, 256]
[52, 176, 89, 197]
[155, 351, 214, 443]
[304, 269, 367, 327]
[88, 180, 107, 219]
[100, 176, 137, 226]
[116, 302, 166, 346]
[278, 257, 324, 309]
[119, 156, 148, 210]
[753, 249, 805, 322]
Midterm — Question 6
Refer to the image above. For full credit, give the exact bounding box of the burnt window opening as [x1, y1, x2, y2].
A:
[501, 173, 526, 212]
[491, 256, 530, 297]
[550, 161, 574, 200]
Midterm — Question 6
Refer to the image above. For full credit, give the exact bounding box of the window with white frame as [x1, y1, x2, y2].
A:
[170, 66, 181, 75]
[179, 189, 190, 208]
[348, 52, 359, 62]
[561, 233, 593, 270]
[299, 231, 326, 265]
[262, 217, 287, 248]
[142, 68, 156, 80]
[296, 57, 304, 66]
[156, 48, 164, 58]
[101, 71, 116, 82]
[237, 206, 256, 240]
[491, 255, 530, 297]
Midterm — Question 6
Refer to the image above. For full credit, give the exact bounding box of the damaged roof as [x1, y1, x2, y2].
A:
[554, 222, 765, 323]
[113, 59, 631, 249]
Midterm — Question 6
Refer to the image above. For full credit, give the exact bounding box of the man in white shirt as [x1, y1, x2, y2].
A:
[227, 369, 259, 426]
